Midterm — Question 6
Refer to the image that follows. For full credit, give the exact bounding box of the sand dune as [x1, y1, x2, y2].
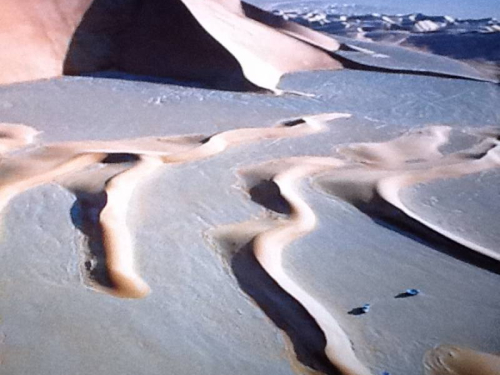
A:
[424, 345, 500, 375]
[0, 123, 40, 154]
[316, 126, 500, 269]
[180, 0, 342, 92]
[1, 0, 494, 91]
[1, 2, 499, 372]
[0, 0, 94, 84]
[0, 113, 349, 298]
[0, 124, 106, 213]
[98, 156, 163, 298]
[2, 115, 498, 374]
[270, 7, 500, 81]
[0, 0, 344, 90]
[236, 158, 372, 375]
[241, 2, 341, 52]
[208, 125, 500, 375]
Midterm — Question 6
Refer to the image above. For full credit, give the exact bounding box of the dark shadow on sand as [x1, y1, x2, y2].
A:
[249, 180, 292, 215]
[63, 0, 261, 92]
[231, 241, 342, 375]
[347, 307, 368, 316]
[357, 194, 500, 275]
[395, 292, 414, 299]
[69, 153, 143, 289]
[70, 191, 114, 289]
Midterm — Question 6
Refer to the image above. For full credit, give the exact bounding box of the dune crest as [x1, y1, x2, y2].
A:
[0, 113, 349, 298]
[0, 0, 344, 90]
[237, 157, 371, 375]
[424, 345, 500, 375]
[209, 125, 500, 374]
[2, 0, 493, 90]
[316, 126, 500, 268]
[2, 119, 498, 372]
[180, 0, 343, 92]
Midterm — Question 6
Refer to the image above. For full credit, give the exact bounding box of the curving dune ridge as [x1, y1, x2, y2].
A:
[211, 124, 500, 375]
[1, 0, 499, 373]
[2, 112, 499, 374]
[241, 157, 371, 375]
[0, 113, 349, 298]
[316, 126, 500, 268]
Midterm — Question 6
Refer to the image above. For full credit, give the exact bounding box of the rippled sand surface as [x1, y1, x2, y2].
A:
[0, 1, 499, 375]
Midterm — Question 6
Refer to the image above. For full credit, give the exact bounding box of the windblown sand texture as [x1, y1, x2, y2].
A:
[424, 345, 500, 375]
[1, 1, 499, 375]
[1, 84, 500, 374]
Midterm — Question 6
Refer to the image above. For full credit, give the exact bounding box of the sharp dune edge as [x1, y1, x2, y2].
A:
[210, 125, 500, 373]
[0, 0, 343, 91]
[316, 126, 500, 266]
[0, 114, 349, 298]
[179, 0, 343, 92]
[240, 157, 372, 375]
[1, 118, 499, 374]
[1, 2, 498, 374]
[0, 0, 494, 92]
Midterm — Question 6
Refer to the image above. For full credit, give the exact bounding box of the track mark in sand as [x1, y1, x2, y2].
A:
[0, 113, 349, 298]
[315, 126, 500, 272]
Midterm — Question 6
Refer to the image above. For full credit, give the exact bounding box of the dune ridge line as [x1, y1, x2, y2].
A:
[211, 125, 500, 374]
[247, 157, 371, 375]
[0, 113, 349, 298]
[314, 126, 500, 267]
[1, 0, 493, 91]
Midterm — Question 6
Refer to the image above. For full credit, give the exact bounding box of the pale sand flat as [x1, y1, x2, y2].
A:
[0, 72, 499, 375]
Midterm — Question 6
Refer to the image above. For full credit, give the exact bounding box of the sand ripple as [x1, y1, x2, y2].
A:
[1, 118, 499, 374]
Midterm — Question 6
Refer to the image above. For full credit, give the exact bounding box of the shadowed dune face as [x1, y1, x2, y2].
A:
[64, 0, 254, 90]
[209, 126, 500, 374]
[0, 0, 248, 88]
[0, 0, 344, 91]
[0, 113, 349, 298]
[180, 0, 342, 91]
[314, 127, 500, 270]
[1, 0, 495, 90]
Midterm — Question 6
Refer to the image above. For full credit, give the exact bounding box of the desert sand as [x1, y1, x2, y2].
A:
[0, 1, 499, 375]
